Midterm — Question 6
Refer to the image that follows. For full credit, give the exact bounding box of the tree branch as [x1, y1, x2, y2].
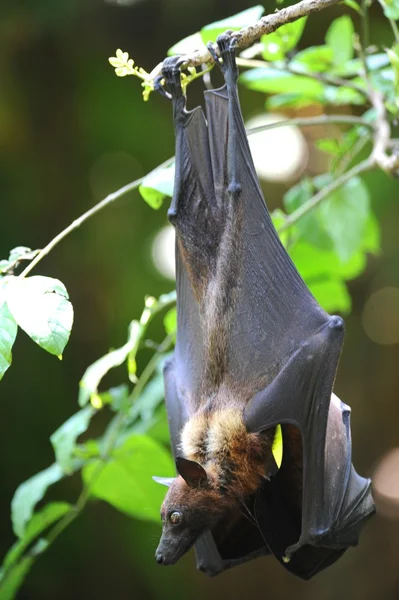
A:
[151, 0, 342, 76]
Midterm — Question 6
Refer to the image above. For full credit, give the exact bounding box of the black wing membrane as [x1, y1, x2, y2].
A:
[162, 36, 374, 580]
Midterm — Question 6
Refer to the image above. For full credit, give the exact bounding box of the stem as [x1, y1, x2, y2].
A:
[389, 19, 399, 44]
[18, 177, 142, 279]
[247, 115, 373, 135]
[236, 57, 367, 96]
[18, 156, 174, 279]
[278, 157, 374, 232]
[130, 333, 174, 404]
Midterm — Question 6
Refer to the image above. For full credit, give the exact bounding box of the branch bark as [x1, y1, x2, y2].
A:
[151, 0, 341, 76]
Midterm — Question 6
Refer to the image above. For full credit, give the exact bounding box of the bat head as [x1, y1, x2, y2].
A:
[154, 456, 232, 566]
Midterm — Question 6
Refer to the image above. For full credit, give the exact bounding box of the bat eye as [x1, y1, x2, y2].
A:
[169, 511, 182, 525]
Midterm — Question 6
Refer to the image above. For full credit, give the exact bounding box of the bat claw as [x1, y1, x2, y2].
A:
[154, 75, 172, 100]
[211, 31, 239, 80]
[160, 55, 186, 100]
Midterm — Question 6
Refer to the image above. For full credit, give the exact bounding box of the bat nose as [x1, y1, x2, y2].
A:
[155, 552, 165, 564]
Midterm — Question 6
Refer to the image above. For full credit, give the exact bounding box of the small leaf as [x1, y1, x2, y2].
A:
[168, 32, 204, 56]
[323, 84, 366, 105]
[78, 320, 141, 407]
[325, 16, 354, 66]
[290, 46, 333, 72]
[342, 0, 362, 13]
[82, 435, 174, 523]
[11, 464, 64, 538]
[5, 276, 73, 358]
[266, 93, 316, 109]
[3, 503, 71, 572]
[315, 175, 370, 262]
[308, 279, 351, 313]
[333, 53, 390, 77]
[240, 68, 324, 96]
[129, 373, 165, 425]
[200, 6, 265, 44]
[163, 308, 177, 337]
[139, 163, 175, 210]
[380, 0, 399, 20]
[261, 17, 307, 61]
[50, 406, 95, 474]
[316, 137, 341, 156]
[0, 300, 17, 380]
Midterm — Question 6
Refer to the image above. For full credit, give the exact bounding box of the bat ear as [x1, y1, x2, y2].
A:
[175, 456, 208, 488]
[152, 476, 176, 487]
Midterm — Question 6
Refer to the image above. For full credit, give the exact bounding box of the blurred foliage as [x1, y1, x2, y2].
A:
[1, 1, 399, 600]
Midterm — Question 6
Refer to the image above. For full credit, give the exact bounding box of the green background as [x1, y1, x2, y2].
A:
[1, 1, 399, 598]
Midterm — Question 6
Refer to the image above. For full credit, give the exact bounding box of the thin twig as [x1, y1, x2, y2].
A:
[18, 178, 143, 279]
[389, 18, 399, 44]
[18, 156, 174, 279]
[278, 157, 374, 232]
[247, 114, 373, 135]
[236, 57, 367, 96]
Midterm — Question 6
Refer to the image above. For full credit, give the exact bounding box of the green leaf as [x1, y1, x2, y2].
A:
[342, 0, 362, 14]
[271, 208, 290, 247]
[289, 241, 366, 282]
[11, 463, 64, 538]
[99, 384, 130, 412]
[284, 175, 373, 262]
[380, 0, 399, 20]
[315, 174, 370, 262]
[82, 435, 174, 523]
[261, 17, 307, 61]
[163, 307, 177, 337]
[316, 137, 341, 156]
[145, 405, 171, 444]
[325, 16, 354, 66]
[0, 556, 35, 600]
[308, 279, 351, 313]
[290, 45, 333, 72]
[0, 300, 17, 380]
[240, 68, 324, 95]
[333, 53, 390, 77]
[284, 178, 333, 250]
[266, 93, 316, 109]
[3, 503, 71, 572]
[168, 32, 204, 56]
[139, 163, 175, 210]
[200, 6, 265, 44]
[5, 276, 73, 358]
[50, 407, 95, 474]
[129, 373, 165, 425]
[79, 320, 141, 407]
[323, 84, 366, 106]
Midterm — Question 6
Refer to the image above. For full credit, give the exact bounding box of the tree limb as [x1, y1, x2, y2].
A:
[150, 0, 342, 77]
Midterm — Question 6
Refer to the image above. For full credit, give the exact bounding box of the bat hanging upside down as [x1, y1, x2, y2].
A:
[153, 32, 375, 580]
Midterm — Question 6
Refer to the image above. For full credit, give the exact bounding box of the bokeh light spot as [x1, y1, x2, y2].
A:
[246, 114, 308, 182]
[362, 287, 399, 345]
[152, 225, 175, 280]
[373, 448, 399, 519]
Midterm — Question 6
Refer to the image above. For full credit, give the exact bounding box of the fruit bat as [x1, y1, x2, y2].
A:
[153, 32, 375, 580]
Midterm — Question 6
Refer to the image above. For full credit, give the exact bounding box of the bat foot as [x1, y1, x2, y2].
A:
[208, 31, 239, 82]
[160, 56, 186, 101]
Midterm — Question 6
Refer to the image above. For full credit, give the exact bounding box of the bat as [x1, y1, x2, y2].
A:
[153, 32, 375, 580]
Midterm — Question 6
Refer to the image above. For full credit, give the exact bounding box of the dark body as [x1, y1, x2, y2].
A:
[159, 34, 375, 579]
